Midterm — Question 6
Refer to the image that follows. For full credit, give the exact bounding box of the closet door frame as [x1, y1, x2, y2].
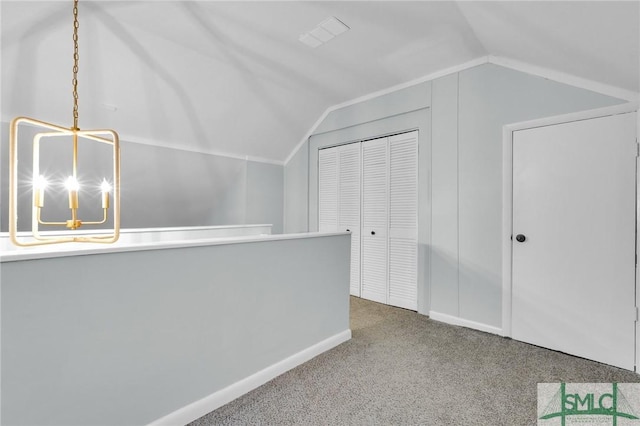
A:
[501, 103, 638, 338]
[318, 130, 419, 309]
[309, 111, 429, 314]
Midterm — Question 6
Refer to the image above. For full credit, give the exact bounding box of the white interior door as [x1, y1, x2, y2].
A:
[338, 143, 362, 296]
[511, 112, 637, 370]
[388, 132, 418, 310]
[361, 137, 389, 304]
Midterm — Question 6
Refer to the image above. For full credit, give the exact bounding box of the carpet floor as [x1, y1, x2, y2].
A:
[190, 296, 640, 425]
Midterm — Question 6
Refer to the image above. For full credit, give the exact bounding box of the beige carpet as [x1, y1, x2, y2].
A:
[190, 296, 640, 425]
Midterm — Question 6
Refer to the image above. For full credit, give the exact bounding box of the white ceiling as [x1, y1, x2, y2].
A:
[2, 1, 638, 163]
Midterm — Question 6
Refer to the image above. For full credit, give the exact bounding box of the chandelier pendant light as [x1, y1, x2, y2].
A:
[9, 0, 120, 246]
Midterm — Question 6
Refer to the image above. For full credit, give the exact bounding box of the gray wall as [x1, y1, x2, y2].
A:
[430, 73, 459, 316]
[284, 141, 308, 233]
[1, 123, 284, 234]
[313, 83, 433, 134]
[1, 234, 350, 425]
[246, 161, 284, 234]
[285, 63, 626, 327]
[433, 64, 623, 328]
[306, 82, 432, 315]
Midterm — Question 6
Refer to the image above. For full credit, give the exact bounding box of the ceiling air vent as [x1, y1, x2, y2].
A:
[299, 17, 350, 48]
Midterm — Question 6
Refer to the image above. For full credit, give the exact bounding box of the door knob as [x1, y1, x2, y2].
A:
[371, 231, 376, 235]
[515, 234, 526, 242]
[346, 229, 350, 232]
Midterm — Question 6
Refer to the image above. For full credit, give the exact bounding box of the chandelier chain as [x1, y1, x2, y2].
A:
[72, 0, 79, 130]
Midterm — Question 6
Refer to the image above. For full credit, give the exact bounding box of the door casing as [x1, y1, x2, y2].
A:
[501, 102, 639, 368]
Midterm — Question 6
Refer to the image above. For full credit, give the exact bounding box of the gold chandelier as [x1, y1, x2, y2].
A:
[9, 0, 120, 247]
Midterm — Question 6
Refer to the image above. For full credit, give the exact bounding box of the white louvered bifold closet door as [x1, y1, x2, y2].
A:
[318, 148, 338, 233]
[388, 132, 418, 310]
[361, 137, 389, 305]
[318, 132, 418, 309]
[338, 143, 362, 296]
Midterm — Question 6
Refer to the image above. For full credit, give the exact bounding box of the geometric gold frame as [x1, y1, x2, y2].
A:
[9, 116, 120, 246]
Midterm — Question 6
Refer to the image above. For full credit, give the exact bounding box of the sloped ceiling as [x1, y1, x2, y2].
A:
[1, 1, 638, 163]
[456, 1, 639, 94]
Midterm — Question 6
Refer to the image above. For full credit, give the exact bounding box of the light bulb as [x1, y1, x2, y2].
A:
[100, 179, 111, 209]
[33, 175, 48, 190]
[33, 175, 48, 208]
[65, 176, 80, 191]
[100, 179, 111, 193]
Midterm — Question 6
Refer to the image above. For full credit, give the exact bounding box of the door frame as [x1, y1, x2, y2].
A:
[501, 103, 639, 356]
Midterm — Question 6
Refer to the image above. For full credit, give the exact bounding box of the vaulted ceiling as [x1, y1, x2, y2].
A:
[2, 1, 638, 163]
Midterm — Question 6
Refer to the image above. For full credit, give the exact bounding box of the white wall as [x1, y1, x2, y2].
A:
[285, 63, 627, 329]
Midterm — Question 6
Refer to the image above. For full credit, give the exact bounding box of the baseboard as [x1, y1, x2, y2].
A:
[429, 311, 503, 336]
[148, 329, 352, 426]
